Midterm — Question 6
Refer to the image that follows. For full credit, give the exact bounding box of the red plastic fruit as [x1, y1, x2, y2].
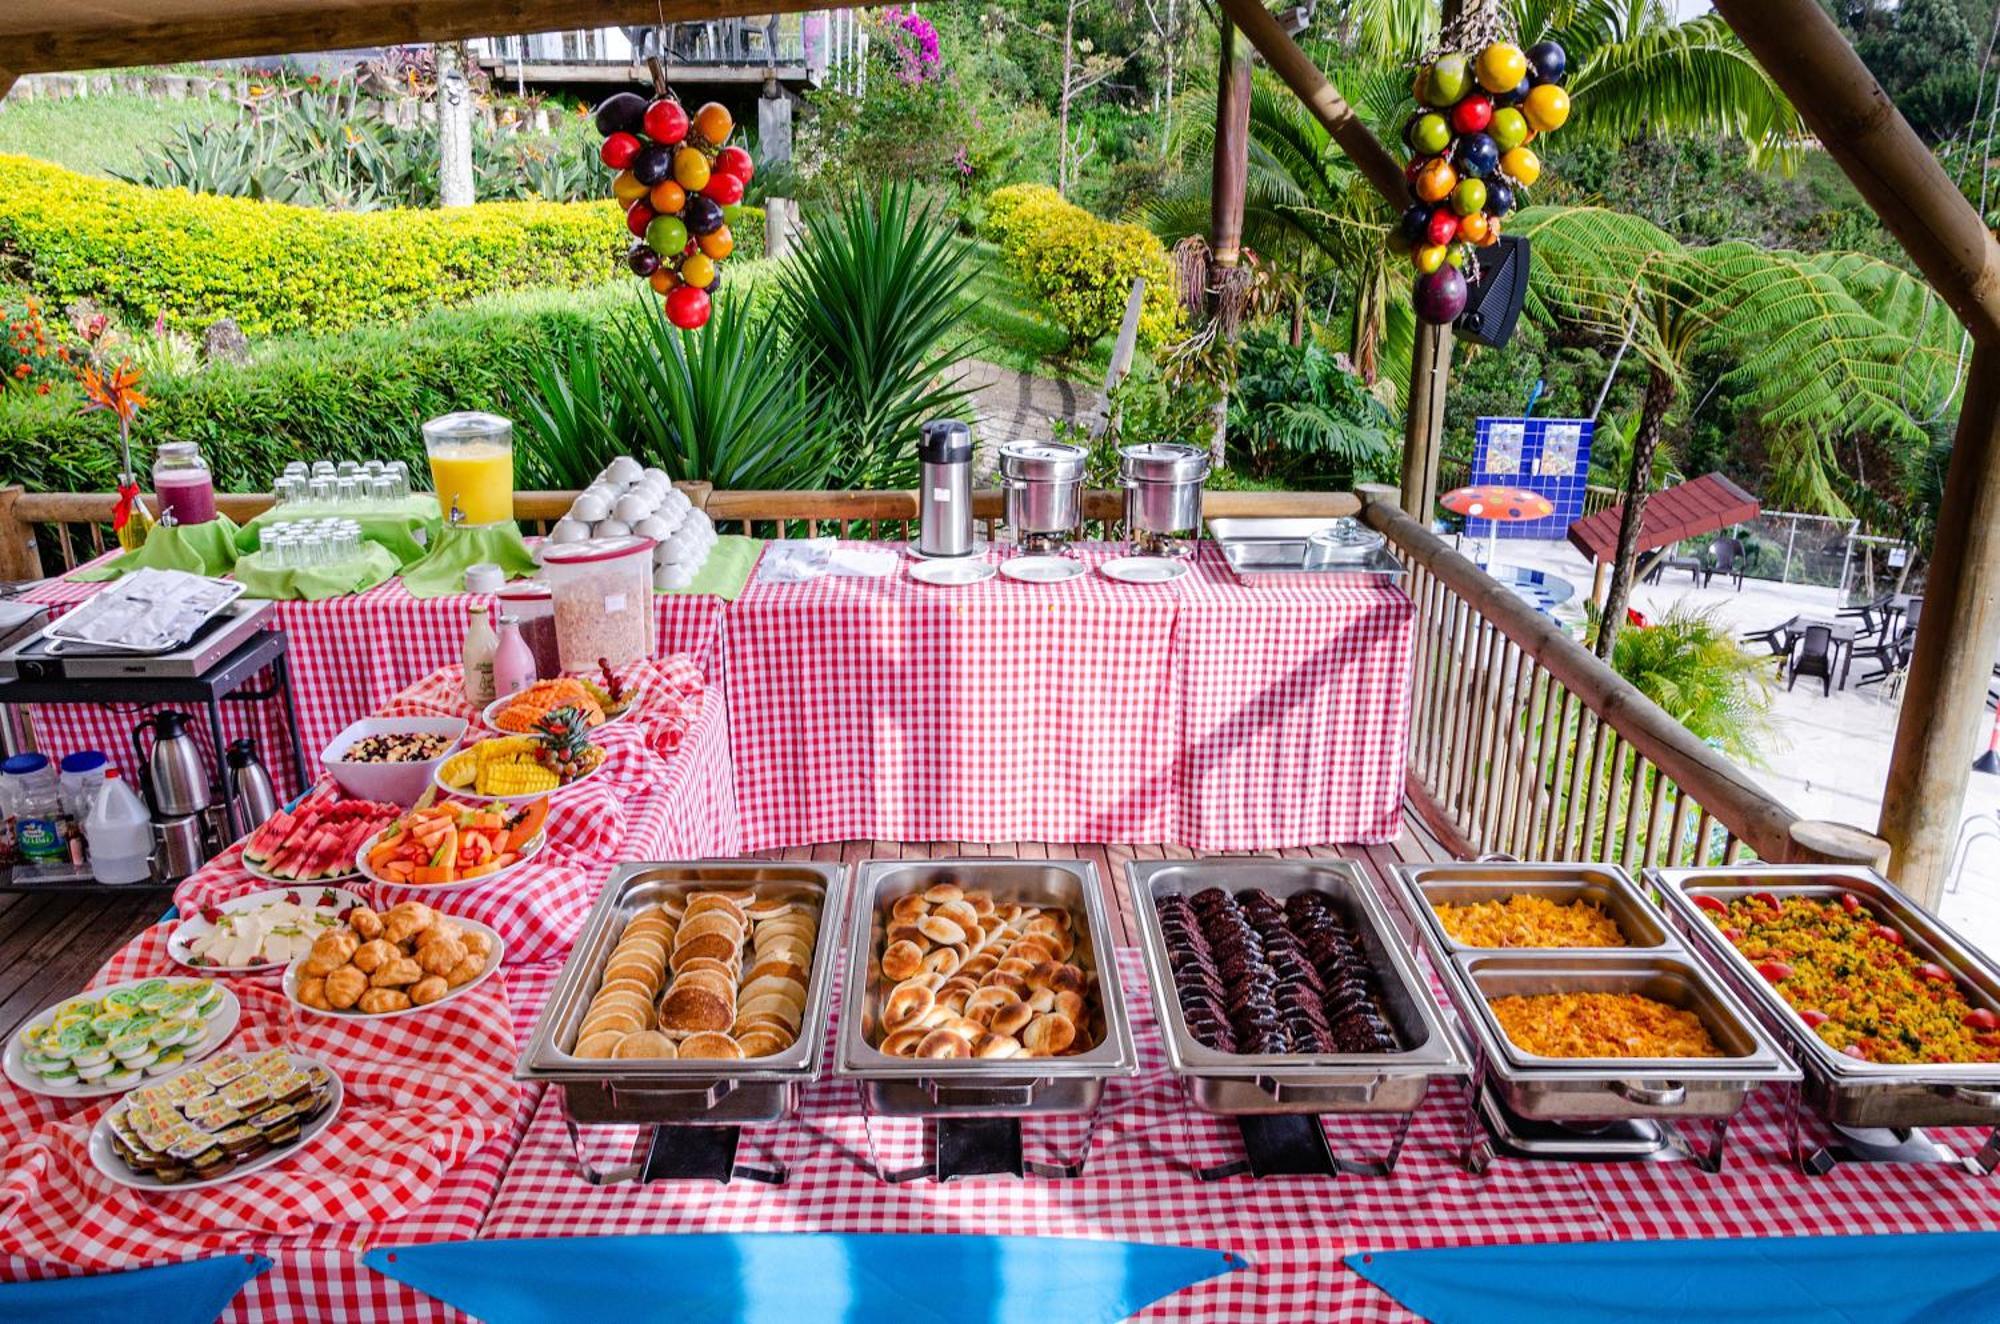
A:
[1450, 96, 1493, 135]
[600, 132, 642, 170]
[625, 199, 656, 238]
[703, 171, 745, 206]
[665, 284, 712, 330]
[714, 145, 755, 182]
[1425, 209, 1459, 247]
[643, 98, 690, 145]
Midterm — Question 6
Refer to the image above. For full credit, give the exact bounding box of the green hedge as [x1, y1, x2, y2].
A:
[0, 268, 783, 493]
[980, 184, 1180, 353]
[0, 155, 625, 337]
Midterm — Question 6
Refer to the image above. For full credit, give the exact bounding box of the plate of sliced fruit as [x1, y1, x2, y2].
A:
[356, 798, 549, 891]
[242, 787, 402, 885]
[482, 665, 635, 733]
[435, 707, 606, 804]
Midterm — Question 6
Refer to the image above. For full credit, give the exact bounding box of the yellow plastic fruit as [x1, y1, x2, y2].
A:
[611, 170, 647, 204]
[1414, 244, 1448, 274]
[1414, 157, 1459, 204]
[1476, 42, 1528, 93]
[649, 180, 687, 214]
[1500, 146, 1542, 186]
[680, 252, 717, 289]
[1523, 83, 1570, 133]
[673, 146, 711, 191]
[693, 101, 734, 143]
[698, 224, 734, 260]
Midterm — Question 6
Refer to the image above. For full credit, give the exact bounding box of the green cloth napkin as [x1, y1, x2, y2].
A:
[660, 535, 762, 600]
[69, 516, 241, 581]
[399, 522, 540, 599]
[233, 542, 400, 600]
[235, 495, 442, 570]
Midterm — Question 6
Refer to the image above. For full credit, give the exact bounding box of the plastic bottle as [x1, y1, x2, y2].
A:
[4, 753, 65, 864]
[59, 751, 109, 864]
[85, 770, 155, 885]
[463, 603, 499, 707]
[492, 613, 538, 699]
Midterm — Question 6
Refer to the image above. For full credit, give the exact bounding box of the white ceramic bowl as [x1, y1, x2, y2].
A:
[320, 716, 469, 806]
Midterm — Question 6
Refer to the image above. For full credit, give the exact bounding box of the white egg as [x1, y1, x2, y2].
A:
[548, 517, 590, 544]
[570, 492, 610, 523]
[634, 515, 676, 541]
[613, 493, 656, 524]
[665, 564, 695, 590]
[594, 518, 632, 538]
[606, 456, 644, 486]
[682, 507, 712, 530]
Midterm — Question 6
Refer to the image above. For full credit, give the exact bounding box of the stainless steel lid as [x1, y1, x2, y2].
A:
[997, 441, 1087, 482]
[1119, 443, 1210, 483]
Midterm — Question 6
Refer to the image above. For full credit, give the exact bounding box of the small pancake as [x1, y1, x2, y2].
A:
[670, 931, 742, 969]
[614, 1030, 678, 1059]
[734, 1028, 791, 1059]
[676, 1031, 744, 1060]
[739, 993, 803, 1029]
[574, 1030, 625, 1059]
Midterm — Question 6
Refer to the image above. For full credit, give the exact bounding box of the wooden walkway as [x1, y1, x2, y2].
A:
[0, 888, 170, 1041]
[2, 807, 1452, 1040]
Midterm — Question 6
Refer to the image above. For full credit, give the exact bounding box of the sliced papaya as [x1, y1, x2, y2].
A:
[504, 798, 549, 853]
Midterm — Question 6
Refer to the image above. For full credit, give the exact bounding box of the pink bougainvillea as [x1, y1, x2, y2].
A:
[880, 7, 942, 84]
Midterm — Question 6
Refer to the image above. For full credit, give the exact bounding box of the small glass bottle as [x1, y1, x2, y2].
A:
[463, 603, 500, 707]
[492, 613, 538, 699]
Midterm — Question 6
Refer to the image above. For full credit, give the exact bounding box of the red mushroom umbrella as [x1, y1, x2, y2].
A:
[1440, 484, 1556, 568]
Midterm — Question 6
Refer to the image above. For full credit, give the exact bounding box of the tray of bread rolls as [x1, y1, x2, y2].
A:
[517, 861, 844, 1125]
[836, 858, 1138, 1117]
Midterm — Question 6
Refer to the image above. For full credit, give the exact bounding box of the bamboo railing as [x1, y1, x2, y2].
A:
[1358, 488, 1886, 870]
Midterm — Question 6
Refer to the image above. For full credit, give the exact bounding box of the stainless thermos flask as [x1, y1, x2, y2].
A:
[916, 419, 975, 558]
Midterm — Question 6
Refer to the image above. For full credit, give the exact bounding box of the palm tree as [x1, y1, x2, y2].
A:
[1600, 603, 1776, 766]
[1514, 205, 1962, 657]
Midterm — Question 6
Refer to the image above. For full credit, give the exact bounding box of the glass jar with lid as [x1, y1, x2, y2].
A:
[152, 442, 217, 526]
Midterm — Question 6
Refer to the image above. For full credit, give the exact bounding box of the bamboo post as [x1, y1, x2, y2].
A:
[0, 486, 40, 581]
[1400, 321, 1453, 523]
[1209, 20, 1251, 271]
[1878, 344, 2000, 905]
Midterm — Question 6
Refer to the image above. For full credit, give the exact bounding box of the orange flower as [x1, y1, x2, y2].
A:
[11, 364, 28, 379]
[78, 360, 149, 425]
[36, 383, 50, 396]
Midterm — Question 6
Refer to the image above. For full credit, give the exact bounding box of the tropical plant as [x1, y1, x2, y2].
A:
[1227, 329, 1398, 484]
[511, 336, 632, 489]
[778, 181, 979, 485]
[1600, 604, 1776, 767]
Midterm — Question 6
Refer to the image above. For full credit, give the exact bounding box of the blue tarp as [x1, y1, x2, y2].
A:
[0, 1254, 269, 1324]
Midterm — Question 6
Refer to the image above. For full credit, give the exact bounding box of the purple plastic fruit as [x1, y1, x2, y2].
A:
[632, 144, 676, 188]
[682, 194, 725, 236]
[594, 92, 649, 138]
[1414, 266, 1469, 324]
[628, 244, 661, 277]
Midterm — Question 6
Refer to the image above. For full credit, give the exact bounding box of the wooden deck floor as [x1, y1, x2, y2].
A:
[6, 807, 1452, 1040]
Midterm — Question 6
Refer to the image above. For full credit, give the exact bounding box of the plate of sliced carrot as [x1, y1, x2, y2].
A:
[354, 798, 549, 892]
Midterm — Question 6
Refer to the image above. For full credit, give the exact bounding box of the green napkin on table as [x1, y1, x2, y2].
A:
[233, 542, 400, 600]
[235, 495, 442, 570]
[399, 523, 540, 599]
[69, 516, 240, 581]
[660, 535, 761, 600]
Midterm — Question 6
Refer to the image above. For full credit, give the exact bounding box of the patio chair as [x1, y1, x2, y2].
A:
[1788, 624, 1835, 696]
[1838, 591, 1895, 640]
[1702, 537, 1745, 590]
[1856, 626, 1917, 689]
[1741, 622, 1793, 659]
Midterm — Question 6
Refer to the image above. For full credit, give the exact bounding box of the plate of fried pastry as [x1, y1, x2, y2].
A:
[567, 887, 821, 1061]
[284, 901, 503, 1019]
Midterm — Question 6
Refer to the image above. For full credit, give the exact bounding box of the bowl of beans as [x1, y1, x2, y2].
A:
[320, 717, 469, 806]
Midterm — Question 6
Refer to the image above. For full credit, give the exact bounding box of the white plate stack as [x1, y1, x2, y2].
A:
[543, 457, 718, 591]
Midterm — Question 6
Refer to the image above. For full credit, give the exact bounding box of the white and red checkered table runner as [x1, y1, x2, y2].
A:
[18, 565, 729, 803]
[725, 542, 1413, 852]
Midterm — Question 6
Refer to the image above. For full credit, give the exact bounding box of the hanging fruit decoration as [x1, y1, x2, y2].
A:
[592, 90, 753, 330]
[1395, 34, 1567, 324]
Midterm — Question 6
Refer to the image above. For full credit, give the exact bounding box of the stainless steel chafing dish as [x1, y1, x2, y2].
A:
[1392, 862, 1797, 1128]
[1653, 865, 2000, 1130]
[837, 858, 1138, 1117]
[1128, 859, 1468, 1115]
[518, 860, 845, 1126]
[1401, 861, 1672, 954]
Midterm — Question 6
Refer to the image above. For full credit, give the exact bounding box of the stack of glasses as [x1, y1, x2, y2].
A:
[271, 460, 411, 510]
[257, 518, 366, 568]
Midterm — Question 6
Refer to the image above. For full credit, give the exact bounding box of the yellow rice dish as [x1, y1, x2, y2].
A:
[1490, 991, 1727, 1059]
[1433, 894, 1628, 948]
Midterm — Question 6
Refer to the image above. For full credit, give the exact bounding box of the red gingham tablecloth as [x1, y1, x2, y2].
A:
[482, 948, 2000, 1324]
[17, 562, 730, 803]
[724, 542, 1412, 852]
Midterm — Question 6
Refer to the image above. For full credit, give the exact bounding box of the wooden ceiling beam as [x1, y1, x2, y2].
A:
[0, 0, 823, 77]
[1713, 0, 2000, 347]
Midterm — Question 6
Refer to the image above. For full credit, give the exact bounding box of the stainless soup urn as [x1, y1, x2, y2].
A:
[916, 418, 975, 558]
[998, 441, 1089, 555]
[1120, 443, 1211, 557]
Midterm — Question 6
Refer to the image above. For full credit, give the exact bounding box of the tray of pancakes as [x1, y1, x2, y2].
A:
[90, 1049, 341, 1190]
[518, 861, 846, 1126]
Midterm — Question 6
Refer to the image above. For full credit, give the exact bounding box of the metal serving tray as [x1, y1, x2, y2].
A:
[1207, 516, 1406, 586]
[1447, 952, 1799, 1122]
[518, 861, 845, 1125]
[1397, 862, 1671, 955]
[1653, 865, 2000, 1127]
[837, 858, 1138, 1117]
[1127, 859, 1468, 1115]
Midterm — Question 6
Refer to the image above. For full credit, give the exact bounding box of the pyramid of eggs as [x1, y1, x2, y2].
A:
[545, 456, 718, 590]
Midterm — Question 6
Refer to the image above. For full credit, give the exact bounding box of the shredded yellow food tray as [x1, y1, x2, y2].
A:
[1489, 991, 1727, 1059]
[1433, 894, 1628, 948]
